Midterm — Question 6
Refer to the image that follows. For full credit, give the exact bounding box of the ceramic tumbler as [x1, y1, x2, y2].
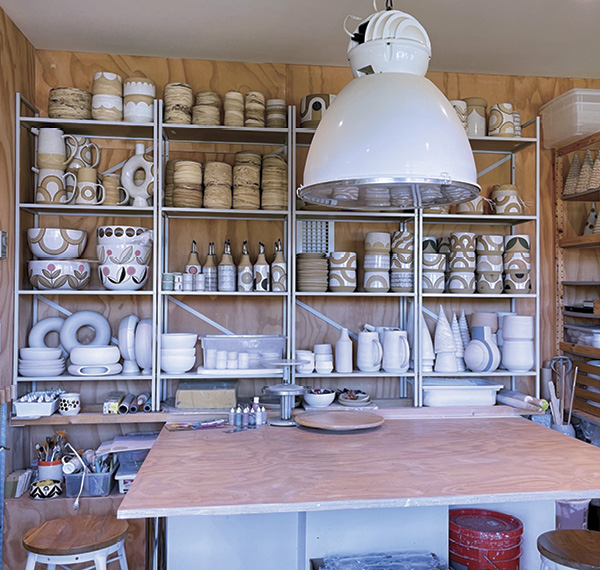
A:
[391, 231, 413, 252]
[476, 272, 503, 294]
[123, 77, 156, 123]
[450, 232, 477, 252]
[463, 97, 487, 136]
[488, 103, 515, 137]
[504, 270, 531, 294]
[456, 195, 488, 214]
[447, 272, 476, 294]
[504, 234, 530, 253]
[492, 184, 522, 215]
[101, 174, 130, 206]
[422, 270, 445, 293]
[448, 251, 476, 271]
[363, 270, 390, 292]
[450, 100, 468, 130]
[423, 253, 446, 271]
[422, 236, 438, 253]
[476, 234, 505, 254]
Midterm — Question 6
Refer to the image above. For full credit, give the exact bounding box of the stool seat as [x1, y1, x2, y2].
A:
[538, 530, 600, 570]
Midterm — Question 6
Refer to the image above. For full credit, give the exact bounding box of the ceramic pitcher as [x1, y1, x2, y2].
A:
[382, 329, 410, 373]
[357, 331, 383, 372]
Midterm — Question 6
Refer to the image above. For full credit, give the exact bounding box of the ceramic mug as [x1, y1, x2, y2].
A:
[33, 168, 77, 203]
[488, 103, 515, 137]
[447, 271, 476, 294]
[36, 127, 77, 170]
[476, 272, 503, 294]
[101, 174, 130, 206]
[75, 168, 106, 205]
[357, 331, 383, 372]
[66, 136, 101, 172]
[450, 231, 477, 252]
[382, 329, 410, 373]
[448, 251, 476, 271]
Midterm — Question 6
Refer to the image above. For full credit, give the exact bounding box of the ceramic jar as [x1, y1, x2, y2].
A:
[123, 77, 156, 123]
[492, 184, 522, 215]
[488, 103, 515, 137]
[450, 100, 468, 130]
[92, 72, 123, 121]
[463, 97, 487, 136]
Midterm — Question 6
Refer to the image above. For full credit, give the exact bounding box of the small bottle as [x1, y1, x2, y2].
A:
[242, 406, 249, 427]
[234, 405, 242, 427]
[218, 239, 236, 292]
[228, 407, 235, 426]
[249, 409, 256, 426]
[185, 240, 202, 275]
[271, 238, 287, 292]
[204, 242, 218, 292]
[254, 241, 270, 292]
[260, 405, 267, 425]
[251, 396, 260, 413]
[237, 240, 254, 292]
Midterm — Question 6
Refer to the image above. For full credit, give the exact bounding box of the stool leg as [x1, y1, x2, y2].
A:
[25, 553, 37, 570]
[93, 552, 108, 570]
[46, 565, 56, 570]
[117, 542, 129, 570]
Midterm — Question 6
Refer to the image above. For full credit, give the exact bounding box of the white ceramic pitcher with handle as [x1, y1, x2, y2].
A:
[382, 329, 410, 373]
[357, 330, 382, 372]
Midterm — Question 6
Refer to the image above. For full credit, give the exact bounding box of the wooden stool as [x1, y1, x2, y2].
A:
[538, 529, 600, 569]
[23, 514, 129, 570]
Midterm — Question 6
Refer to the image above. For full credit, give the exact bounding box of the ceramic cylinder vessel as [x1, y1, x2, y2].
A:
[124, 77, 156, 123]
[463, 97, 487, 136]
[488, 103, 515, 137]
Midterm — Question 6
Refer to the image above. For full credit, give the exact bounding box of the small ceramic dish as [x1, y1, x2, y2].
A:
[303, 389, 335, 408]
[19, 347, 62, 360]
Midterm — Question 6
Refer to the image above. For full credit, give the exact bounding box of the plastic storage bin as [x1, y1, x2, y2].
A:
[422, 378, 503, 407]
[199, 334, 285, 368]
[64, 463, 118, 497]
[540, 88, 600, 148]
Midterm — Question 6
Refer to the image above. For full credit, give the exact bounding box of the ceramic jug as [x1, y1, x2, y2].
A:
[357, 331, 383, 372]
[382, 329, 410, 373]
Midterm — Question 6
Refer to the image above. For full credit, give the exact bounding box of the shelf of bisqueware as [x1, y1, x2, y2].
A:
[161, 123, 288, 146]
[423, 371, 537, 378]
[562, 312, 600, 320]
[559, 342, 600, 358]
[296, 127, 536, 153]
[18, 290, 153, 296]
[162, 291, 288, 297]
[559, 234, 600, 249]
[561, 189, 600, 202]
[422, 214, 536, 226]
[19, 203, 155, 218]
[295, 210, 417, 222]
[19, 115, 156, 141]
[295, 370, 415, 379]
[15, 373, 151, 383]
[295, 292, 415, 297]
[158, 370, 284, 380]
[162, 207, 289, 220]
[422, 293, 537, 299]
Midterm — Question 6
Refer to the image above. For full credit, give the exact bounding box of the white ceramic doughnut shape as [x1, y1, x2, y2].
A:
[59, 310, 111, 354]
[28, 317, 66, 351]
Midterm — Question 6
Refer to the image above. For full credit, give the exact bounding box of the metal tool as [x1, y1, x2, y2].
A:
[550, 356, 573, 419]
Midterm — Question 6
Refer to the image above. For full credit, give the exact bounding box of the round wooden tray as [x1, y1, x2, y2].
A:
[295, 410, 384, 431]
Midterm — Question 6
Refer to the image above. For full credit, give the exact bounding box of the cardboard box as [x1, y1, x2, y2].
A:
[175, 380, 237, 409]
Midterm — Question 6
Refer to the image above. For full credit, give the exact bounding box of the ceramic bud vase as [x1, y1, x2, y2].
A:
[218, 239, 236, 292]
[204, 242, 218, 292]
[271, 238, 287, 292]
[335, 328, 353, 374]
[237, 240, 254, 292]
[254, 242, 270, 292]
[185, 240, 202, 275]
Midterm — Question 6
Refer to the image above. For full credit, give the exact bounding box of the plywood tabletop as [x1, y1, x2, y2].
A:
[118, 417, 600, 519]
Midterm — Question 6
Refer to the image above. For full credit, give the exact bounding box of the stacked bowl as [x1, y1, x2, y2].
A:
[328, 252, 357, 292]
[391, 231, 414, 292]
[27, 228, 90, 291]
[19, 347, 65, 377]
[447, 232, 477, 294]
[161, 333, 198, 374]
[296, 253, 328, 292]
[68, 345, 122, 376]
[364, 232, 390, 292]
[476, 235, 504, 293]
[503, 235, 532, 294]
[97, 225, 153, 291]
[501, 315, 534, 372]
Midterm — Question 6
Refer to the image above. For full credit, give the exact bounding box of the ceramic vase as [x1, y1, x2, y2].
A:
[335, 328, 353, 374]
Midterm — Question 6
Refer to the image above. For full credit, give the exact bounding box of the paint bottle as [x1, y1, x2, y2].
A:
[260, 405, 267, 425]
[228, 407, 235, 426]
[185, 239, 202, 275]
[234, 405, 242, 427]
[242, 406, 249, 427]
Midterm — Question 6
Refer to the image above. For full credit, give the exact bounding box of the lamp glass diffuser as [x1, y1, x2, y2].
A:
[298, 9, 479, 210]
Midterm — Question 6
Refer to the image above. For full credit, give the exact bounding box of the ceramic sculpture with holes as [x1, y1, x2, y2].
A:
[121, 143, 154, 207]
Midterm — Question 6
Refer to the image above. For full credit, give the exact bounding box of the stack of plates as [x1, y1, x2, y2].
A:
[297, 253, 328, 292]
[19, 347, 65, 377]
[337, 391, 371, 407]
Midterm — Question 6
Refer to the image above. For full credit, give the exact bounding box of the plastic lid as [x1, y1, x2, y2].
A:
[450, 509, 523, 538]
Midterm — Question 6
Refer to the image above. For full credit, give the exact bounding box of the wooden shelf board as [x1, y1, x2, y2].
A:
[557, 132, 600, 156]
[562, 281, 600, 286]
[19, 203, 154, 217]
[559, 234, 600, 249]
[423, 214, 536, 226]
[162, 123, 288, 145]
[563, 311, 600, 319]
[562, 188, 600, 202]
[559, 341, 600, 358]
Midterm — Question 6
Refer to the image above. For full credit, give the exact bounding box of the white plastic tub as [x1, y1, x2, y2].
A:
[540, 88, 600, 148]
[422, 378, 503, 407]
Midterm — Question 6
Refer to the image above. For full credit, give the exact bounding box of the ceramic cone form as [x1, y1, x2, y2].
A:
[584, 204, 597, 235]
[590, 154, 600, 190]
[563, 152, 580, 195]
[406, 301, 415, 349]
[459, 310, 470, 348]
[421, 313, 435, 371]
[575, 150, 594, 194]
[451, 313, 464, 356]
[434, 350, 458, 372]
[434, 305, 455, 354]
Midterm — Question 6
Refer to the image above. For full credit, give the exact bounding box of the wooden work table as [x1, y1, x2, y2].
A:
[118, 416, 600, 569]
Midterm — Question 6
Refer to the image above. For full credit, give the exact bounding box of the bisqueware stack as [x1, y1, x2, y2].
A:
[390, 230, 413, 292]
[123, 77, 155, 123]
[475, 234, 504, 293]
[450, 100, 468, 131]
[501, 315, 534, 373]
[261, 152, 287, 210]
[363, 232, 390, 292]
[97, 225, 153, 291]
[503, 235, 531, 294]
[192, 91, 221, 125]
[328, 251, 357, 292]
[463, 97, 487, 136]
[447, 231, 476, 293]
[423, 253, 446, 293]
[245, 91, 265, 127]
[266, 99, 287, 128]
[19, 347, 65, 378]
[233, 151, 261, 209]
[172, 160, 203, 208]
[488, 103, 515, 137]
[224, 91, 244, 127]
[48, 87, 92, 120]
[491, 184, 522, 215]
[296, 253, 327, 292]
[163, 83, 193, 124]
[204, 161, 232, 209]
[161, 333, 197, 374]
[91, 72, 123, 121]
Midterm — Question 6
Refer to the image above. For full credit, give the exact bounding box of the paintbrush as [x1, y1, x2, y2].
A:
[567, 366, 579, 426]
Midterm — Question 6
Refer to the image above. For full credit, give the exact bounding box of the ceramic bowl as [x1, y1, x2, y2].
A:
[303, 390, 335, 408]
[97, 244, 152, 265]
[99, 261, 149, 291]
[28, 260, 90, 290]
[70, 345, 121, 365]
[160, 351, 196, 374]
[161, 333, 198, 349]
[19, 347, 62, 360]
[27, 228, 87, 259]
[97, 225, 153, 245]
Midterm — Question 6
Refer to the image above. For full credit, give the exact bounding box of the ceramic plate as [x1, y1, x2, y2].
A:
[118, 314, 139, 361]
[135, 318, 153, 373]
[338, 396, 372, 407]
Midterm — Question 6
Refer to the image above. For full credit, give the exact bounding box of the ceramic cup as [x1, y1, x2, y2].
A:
[391, 252, 414, 270]
[34, 168, 77, 204]
[123, 77, 156, 123]
[390, 270, 413, 292]
[58, 392, 81, 416]
[329, 251, 357, 269]
[450, 100, 468, 130]
[477, 272, 503, 294]
[447, 271, 476, 294]
[363, 270, 390, 292]
[363, 253, 390, 270]
[365, 232, 391, 252]
[503, 251, 531, 271]
[422, 236, 438, 253]
[463, 97, 487, 136]
[504, 234, 530, 253]
[503, 270, 531, 294]
[422, 270, 445, 293]
[423, 253, 446, 271]
[101, 174, 130, 206]
[38, 460, 64, 481]
[488, 103, 515, 137]
[502, 315, 534, 340]
[296, 350, 315, 374]
[476, 254, 503, 273]
[391, 231, 413, 252]
[456, 195, 487, 214]
[329, 269, 357, 292]
[501, 339, 534, 372]
[492, 184, 522, 215]
[448, 251, 476, 271]
[450, 231, 477, 252]
[476, 234, 505, 254]
[75, 168, 105, 205]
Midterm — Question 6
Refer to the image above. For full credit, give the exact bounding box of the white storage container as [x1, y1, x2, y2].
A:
[540, 88, 600, 149]
[199, 334, 285, 367]
[422, 378, 503, 407]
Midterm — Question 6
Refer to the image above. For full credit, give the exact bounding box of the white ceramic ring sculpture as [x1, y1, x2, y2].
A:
[59, 311, 112, 354]
[121, 143, 154, 207]
[28, 317, 66, 355]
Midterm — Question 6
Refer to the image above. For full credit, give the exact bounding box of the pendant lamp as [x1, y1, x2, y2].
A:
[297, 4, 480, 210]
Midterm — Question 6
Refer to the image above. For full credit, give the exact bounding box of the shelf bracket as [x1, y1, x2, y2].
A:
[166, 296, 234, 335]
[476, 153, 512, 179]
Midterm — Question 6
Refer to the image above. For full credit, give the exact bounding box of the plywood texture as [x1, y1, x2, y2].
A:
[4, 495, 145, 570]
[119, 417, 600, 518]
